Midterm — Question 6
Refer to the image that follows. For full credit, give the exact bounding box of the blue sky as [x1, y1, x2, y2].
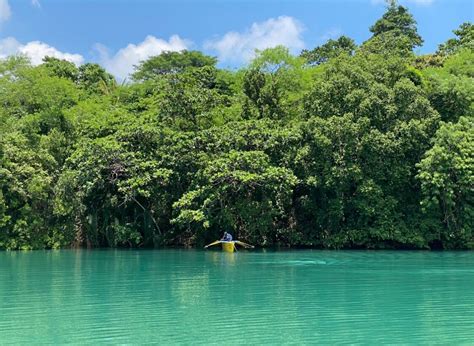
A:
[0, 0, 472, 79]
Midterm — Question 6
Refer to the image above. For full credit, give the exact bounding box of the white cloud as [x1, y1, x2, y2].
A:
[0, 37, 18, 57]
[371, 0, 434, 5]
[31, 0, 41, 8]
[0, 0, 11, 24]
[204, 16, 305, 63]
[96, 34, 190, 80]
[0, 37, 84, 65]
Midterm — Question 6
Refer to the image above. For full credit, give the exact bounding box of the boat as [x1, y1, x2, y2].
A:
[221, 241, 236, 252]
[204, 240, 254, 252]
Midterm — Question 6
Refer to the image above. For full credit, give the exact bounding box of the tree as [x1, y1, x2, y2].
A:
[301, 36, 356, 66]
[422, 50, 474, 123]
[0, 55, 30, 79]
[172, 150, 298, 245]
[417, 117, 474, 249]
[42, 56, 79, 82]
[437, 22, 474, 56]
[78, 63, 116, 95]
[302, 50, 440, 248]
[157, 65, 234, 131]
[132, 50, 217, 81]
[242, 46, 306, 120]
[366, 1, 423, 54]
[0, 130, 60, 249]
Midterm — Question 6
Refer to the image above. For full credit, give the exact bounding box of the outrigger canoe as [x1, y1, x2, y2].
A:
[204, 240, 254, 252]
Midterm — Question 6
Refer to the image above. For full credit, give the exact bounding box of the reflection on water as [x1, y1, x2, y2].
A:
[0, 250, 473, 344]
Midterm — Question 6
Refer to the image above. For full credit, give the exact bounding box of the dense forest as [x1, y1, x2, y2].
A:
[0, 3, 472, 250]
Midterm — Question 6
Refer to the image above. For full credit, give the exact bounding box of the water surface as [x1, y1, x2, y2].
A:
[1, 250, 473, 344]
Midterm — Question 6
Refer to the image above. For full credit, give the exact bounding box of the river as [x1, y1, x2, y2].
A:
[1, 250, 473, 344]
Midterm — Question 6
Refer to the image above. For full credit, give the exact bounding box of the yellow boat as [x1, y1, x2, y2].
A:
[221, 241, 236, 252]
[204, 240, 254, 252]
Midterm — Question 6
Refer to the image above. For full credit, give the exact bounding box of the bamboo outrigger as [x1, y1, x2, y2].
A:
[204, 240, 254, 252]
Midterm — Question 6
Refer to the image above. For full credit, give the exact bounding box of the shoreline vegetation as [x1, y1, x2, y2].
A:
[0, 3, 472, 251]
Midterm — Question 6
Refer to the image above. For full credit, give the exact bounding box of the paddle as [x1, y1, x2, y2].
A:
[204, 240, 222, 248]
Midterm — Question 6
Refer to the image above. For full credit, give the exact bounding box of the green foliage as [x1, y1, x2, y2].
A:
[437, 22, 474, 56]
[77, 63, 116, 95]
[242, 46, 307, 120]
[42, 56, 79, 81]
[422, 50, 474, 123]
[0, 10, 471, 250]
[0, 130, 60, 249]
[301, 36, 356, 65]
[172, 150, 298, 245]
[157, 65, 235, 130]
[132, 50, 217, 81]
[0, 62, 79, 120]
[413, 54, 445, 69]
[369, 1, 423, 51]
[417, 117, 474, 249]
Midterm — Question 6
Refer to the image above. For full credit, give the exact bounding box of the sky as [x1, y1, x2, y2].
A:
[0, 0, 472, 79]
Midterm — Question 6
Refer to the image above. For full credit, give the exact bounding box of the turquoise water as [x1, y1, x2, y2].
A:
[1, 250, 473, 344]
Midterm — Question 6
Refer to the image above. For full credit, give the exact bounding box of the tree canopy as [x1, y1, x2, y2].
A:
[369, 0, 423, 50]
[300, 36, 356, 65]
[132, 50, 218, 81]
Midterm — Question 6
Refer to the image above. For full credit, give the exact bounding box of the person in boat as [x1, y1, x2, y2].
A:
[221, 231, 233, 242]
